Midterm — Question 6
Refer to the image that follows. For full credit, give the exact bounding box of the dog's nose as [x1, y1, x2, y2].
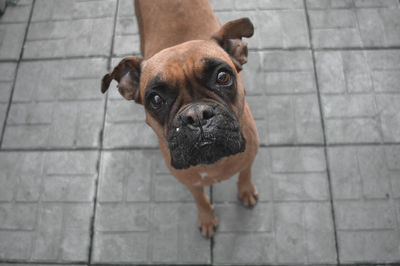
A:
[181, 104, 215, 128]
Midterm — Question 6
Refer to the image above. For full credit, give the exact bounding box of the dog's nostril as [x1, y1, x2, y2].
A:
[186, 116, 195, 125]
[202, 109, 214, 120]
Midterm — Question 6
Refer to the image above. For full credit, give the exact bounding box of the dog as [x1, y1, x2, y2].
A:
[101, 0, 259, 237]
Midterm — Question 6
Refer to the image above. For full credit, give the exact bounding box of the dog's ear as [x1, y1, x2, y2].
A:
[101, 56, 143, 103]
[211, 18, 254, 72]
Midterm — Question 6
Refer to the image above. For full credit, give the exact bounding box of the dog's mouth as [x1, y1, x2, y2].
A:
[197, 139, 213, 148]
[167, 103, 246, 170]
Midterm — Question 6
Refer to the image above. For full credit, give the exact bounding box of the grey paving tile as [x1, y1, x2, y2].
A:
[113, 0, 140, 56]
[103, 97, 158, 148]
[315, 50, 400, 144]
[328, 145, 400, 263]
[213, 147, 336, 264]
[25, 0, 116, 61]
[215, 9, 309, 49]
[243, 51, 323, 145]
[0, 0, 32, 23]
[257, 0, 304, 9]
[93, 150, 210, 264]
[0, 151, 97, 262]
[0, 63, 16, 101]
[0, 0, 31, 61]
[23, 17, 114, 58]
[31, 0, 115, 21]
[307, 0, 400, 48]
[210, 0, 236, 11]
[0, 264, 84, 266]
[0, 62, 17, 141]
[13, 58, 107, 102]
[2, 58, 107, 149]
[0, 23, 26, 60]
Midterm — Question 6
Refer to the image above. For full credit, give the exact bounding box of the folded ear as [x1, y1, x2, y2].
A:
[101, 56, 143, 103]
[211, 18, 254, 72]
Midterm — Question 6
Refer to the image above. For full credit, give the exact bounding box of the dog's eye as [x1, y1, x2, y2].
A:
[216, 71, 230, 85]
[150, 93, 164, 109]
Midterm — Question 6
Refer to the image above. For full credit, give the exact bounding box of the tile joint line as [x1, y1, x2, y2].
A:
[87, 0, 119, 265]
[0, 0, 36, 148]
[304, 0, 341, 264]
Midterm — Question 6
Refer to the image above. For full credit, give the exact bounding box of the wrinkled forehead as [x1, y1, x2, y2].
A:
[140, 40, 234, 87]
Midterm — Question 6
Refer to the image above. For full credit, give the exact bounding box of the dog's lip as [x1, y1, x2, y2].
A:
[197, 140, 213, 148]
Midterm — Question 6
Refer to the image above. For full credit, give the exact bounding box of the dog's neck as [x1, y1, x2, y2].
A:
[134, 0, 220, 59]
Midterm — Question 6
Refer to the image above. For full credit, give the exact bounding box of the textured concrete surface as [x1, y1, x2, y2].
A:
[0, 0, 399, 265]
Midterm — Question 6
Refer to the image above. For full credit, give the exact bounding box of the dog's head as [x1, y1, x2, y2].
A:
[101, 18, 253, 169]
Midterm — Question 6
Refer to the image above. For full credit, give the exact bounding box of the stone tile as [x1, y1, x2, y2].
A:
[0, 62, 17, 141]
[328, 145, 400, 263]
[96, 203, 150, 232]
[338, 230, 400, 263]
[307, 1, 400, 48]
[24, 18, 113, 58]
[213, 202, 336, 264]
[306, 0, 353, 9]
[0, 23, 26, 60]
[257, 0, 304, 9]
[0, 103, 7, 140]
[315, 50, 400, 143]
[0, 151, 97, 262]
[118, 0, 136, 17]
[93, 202, 211, 264]
[0, 231, 32, 260]
[212, 147, 335, 264]
[0, 264, 84, 266]
[113, 0, 140, 56]
[234, 0, 258, 10]
[274, 202, 336, 264]
[335, 201, 396, 230]
[243, 50, 323, 145]
[103, 80, 158, 148]
[2, 58, 107, 149]
[0, 0, 32, 23]
[213, 147, 328, 203]
[215, 9, 309, 49]
[94, 150, 210, 263]
[114, 34, 140, 56]
[210, 0, 235, 11]
[3, 100, 104, 148]
[329, 146, 400, 201]
[354, 0, 399, 8]
[0, 63, 17, 102]
[376, 95, 400, 142]
[31, 0, 116, 21]
[98, 150, 193, 203]
[0, 203, 37, 230]
[214, 233, 275, 264]
[215, 203, 272, 232]
[13, 58, 107, 101]
[93, 232, 149, 263]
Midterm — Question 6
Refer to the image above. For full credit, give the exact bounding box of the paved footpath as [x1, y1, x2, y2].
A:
[0, 0, 399, 265]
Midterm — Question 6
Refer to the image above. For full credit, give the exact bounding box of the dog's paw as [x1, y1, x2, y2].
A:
[238, 184, 258, 208]
[198, 209, 219, 238]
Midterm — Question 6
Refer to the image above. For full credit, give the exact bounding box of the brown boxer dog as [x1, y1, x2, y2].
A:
[101, 0, 259, 237]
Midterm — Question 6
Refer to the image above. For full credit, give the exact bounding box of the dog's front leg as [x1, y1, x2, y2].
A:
[237, 166, 258, 208]
[187, 185, 218, 238]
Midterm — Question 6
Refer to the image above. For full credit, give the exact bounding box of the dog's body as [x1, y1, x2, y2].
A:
[102, 0, 259, 237]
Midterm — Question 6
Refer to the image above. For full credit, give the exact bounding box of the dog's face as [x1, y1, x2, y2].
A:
[141, 41, 246, 169]
[101, 18, 254, 169]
